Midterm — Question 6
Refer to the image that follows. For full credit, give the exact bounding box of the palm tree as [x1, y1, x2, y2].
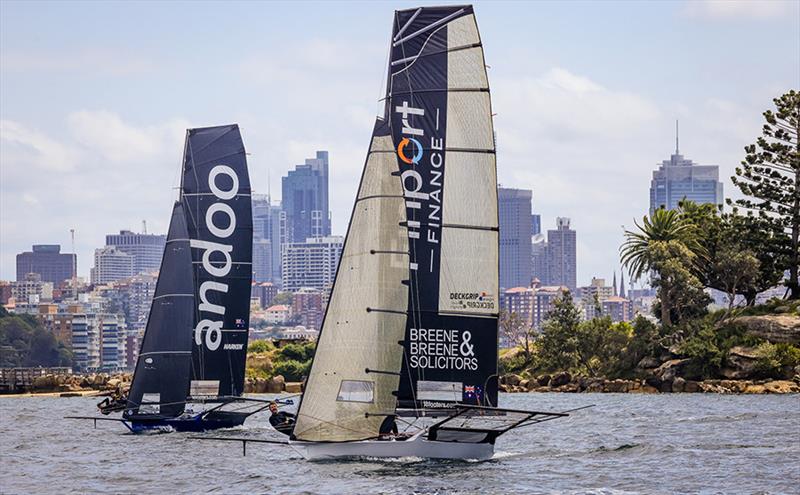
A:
[620, 207, 706, 325]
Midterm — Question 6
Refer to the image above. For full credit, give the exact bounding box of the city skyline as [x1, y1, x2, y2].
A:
[1, 1, 798, 283]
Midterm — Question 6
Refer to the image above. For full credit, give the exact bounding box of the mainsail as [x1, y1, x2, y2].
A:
[181, 125, 253, 398]
[125, 202, 194, 418]
[293, 120, 410, 442]
[294, 5, 498, 442]
[387, 6, 500, 410]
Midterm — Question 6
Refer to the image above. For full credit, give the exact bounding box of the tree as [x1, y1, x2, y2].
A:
[573, 317, 631, 377]
[621, 208, 706, 325]
[499, 310, 534, 365]
[711, 247, 760, 312]
[537, 291, 582, 371]
[729, 90, 800, 299]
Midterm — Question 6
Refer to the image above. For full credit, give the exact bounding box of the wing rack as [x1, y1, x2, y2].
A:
[427, 405, 569, 444]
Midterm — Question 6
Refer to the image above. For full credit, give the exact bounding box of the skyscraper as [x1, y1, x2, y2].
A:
[498, 187, 533, 289]
[252, 194, 283, 283]
[649, 123, 723, 215]
[281, 151, 330, 244]
[91, 247, 135, 285]
[16, 244, 76, 286]
[281, 236, 343, 291]
[105, 230, 166, 275]
[546, 217, 577, 292]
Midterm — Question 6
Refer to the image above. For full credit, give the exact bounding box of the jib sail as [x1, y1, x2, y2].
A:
[387, 6, 500, 410]
[125, 202, 194, 418]
[181, 125, 253, 398]
[293, 119, 410, 442]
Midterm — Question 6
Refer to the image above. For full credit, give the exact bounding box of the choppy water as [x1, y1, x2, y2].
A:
[1, 393, 798, 494]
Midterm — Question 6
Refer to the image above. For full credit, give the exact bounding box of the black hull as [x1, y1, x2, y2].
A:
[130, 410, 250, 434]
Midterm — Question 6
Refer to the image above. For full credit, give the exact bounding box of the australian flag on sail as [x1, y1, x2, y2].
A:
[463, 385, 482, 402]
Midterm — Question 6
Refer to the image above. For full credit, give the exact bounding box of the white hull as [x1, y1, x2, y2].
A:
[289, 432, 494, 461]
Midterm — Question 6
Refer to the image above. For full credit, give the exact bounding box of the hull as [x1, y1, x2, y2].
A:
[129, 410, 249, 434]
[289, 432, 494, 461]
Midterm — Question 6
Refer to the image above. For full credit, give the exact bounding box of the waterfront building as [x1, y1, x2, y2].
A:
[546, 218, 577, 292]
[292, 287, 324, 330]
[105, 230, 166, 275]
[281, 151, 331, 244]
[281, 236, 343, 291]
[91, 247, 135, 285]
[499, 187, 533, 289]
[16, 244, 76, 285]
[265, 304, 292, 325]
[649, 125, 723, 215]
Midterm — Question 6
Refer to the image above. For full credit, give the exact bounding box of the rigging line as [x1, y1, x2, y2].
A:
[393, 7, 422, 41]
[390, 42, 483, 67]
[393, 9, 465, 47]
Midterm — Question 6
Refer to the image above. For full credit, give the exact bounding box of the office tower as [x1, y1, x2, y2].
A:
[281, 236, 343, 291]
[16, 244, 76, 286]
[649, 123, 723, 215]
[91, 247, 135, 285]
[105, 230, 166, 275]
[498, 187, 533, 289]
[531, 234, 548, 284]
[281, 151, 331, 244]
[531, 214, 541, 236]
[252, 194, 284, 283]
[546, 217, 577, 292]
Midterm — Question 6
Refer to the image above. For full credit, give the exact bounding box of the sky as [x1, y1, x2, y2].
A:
[1, 0, 798, 287]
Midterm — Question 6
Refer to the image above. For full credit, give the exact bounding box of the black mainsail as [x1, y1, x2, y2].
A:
[294, 5, 498, 443]
[124, 202, 194, 419]
[387, 6, 499, 410]
[182, 125, 253, 398]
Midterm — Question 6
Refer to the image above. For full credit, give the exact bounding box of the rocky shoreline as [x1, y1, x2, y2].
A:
[499, 371, 800, 394]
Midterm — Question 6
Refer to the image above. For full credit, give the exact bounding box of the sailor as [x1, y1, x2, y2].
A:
[268, 402, 296, 436]
[378, 415, 399, 439]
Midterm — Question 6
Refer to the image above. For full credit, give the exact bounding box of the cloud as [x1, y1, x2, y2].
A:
[0, 119, 80, 172]
[682, 0, 797, 20]
[1, 49, 155, 76]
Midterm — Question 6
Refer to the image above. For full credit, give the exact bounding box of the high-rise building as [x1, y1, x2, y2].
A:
[649, 124, 723, 215]
[281, 236, 343, 291]
[499, 187, 533, 289]
[546, 217, 577, 292]
[251, 282, 279, 309]
[105, 230, 166, 275]
[282, 151, 330, 244]
[500, 287, 534, 327]
[252, 194, 284, 283]
[16, 244, 76, 286]
[531, 214, 541, 236]
[531, 234, 548, 284]
[292, 287, 324, 330]
[91, 247, 135, 285]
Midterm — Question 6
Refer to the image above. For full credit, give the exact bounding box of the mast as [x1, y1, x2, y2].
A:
[387, 5, 500, 410]
[125, 202, 194, 418]
[181, 125, 253, 398]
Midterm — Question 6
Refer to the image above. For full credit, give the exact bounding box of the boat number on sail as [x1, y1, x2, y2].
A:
[408, 327, 477, 370]
[189, 165, 239, 352]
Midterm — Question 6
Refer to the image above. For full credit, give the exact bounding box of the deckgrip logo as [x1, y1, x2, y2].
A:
[450, 291, 495, 310]
[189, 165, 239, 352]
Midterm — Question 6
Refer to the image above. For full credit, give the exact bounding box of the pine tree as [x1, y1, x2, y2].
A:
[729, 90, 800, 299]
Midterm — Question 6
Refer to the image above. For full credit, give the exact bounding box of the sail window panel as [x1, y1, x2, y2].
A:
[358, 137, 402, 199]
[438, 228, 499, 315]
[445, 92, 494, 150]
[417, 380, 463, 401]
[336, 380, 375, 403]
[447, 46, 488, 90]
[441, 152, 497, 228]
[446, 14, 480, 49]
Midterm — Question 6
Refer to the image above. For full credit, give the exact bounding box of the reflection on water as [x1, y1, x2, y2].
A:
[1, 393, 798, 494]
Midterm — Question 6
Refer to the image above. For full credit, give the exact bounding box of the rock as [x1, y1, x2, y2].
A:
[763, 380, 800, 394]
[536, 374, 551, 386]
[684, 380, 700, 393]
[106, 378, 121, 389]
[33, 375, 56, 390]
[498, 384, 509, 392]
[550, 372, 572, 388]
[733, 314, 800, 345]
[637, 356, 661, 369]
[524, 380, 538, 392]
[504, 374, 522, 387]
[554, 383, 580, 393]
[585, 380, 605, 393]
[285, 382, 302, 393]
[654, 359, 690, 383]
[722, 346, 760, 380]
[603, 379, 631, 393]
[699, 381, 728, 393]
[630, 384, 659, 394]
[519, 379, 530, 389]
[719, 380, 749, 394]
[744, 383, 767, 394]
[672, 377, 686, 393]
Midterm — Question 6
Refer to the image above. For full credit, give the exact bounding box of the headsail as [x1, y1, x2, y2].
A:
[125, 202, 194, 418]
[388, 5, 499, 410]
[293, 120, 410, 442]
[182, 125, 253, 398]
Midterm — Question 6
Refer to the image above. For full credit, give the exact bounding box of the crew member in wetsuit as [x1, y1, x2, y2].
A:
[268, 402, 296, 436]
[379, 415, 399, 439]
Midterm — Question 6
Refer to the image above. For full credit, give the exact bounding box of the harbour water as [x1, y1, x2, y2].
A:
[1, 393, 798, 494]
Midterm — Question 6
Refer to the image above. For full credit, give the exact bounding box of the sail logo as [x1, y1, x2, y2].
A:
[189, 164, 239, 352]
[408, 327, 478, 371]
[397, 137, 423, 164]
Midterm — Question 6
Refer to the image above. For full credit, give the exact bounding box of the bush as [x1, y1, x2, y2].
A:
[273, 359, 310, 381]
[276, 341, 315, 362]
[248, 339, 274, 354]
[754, 342, 800, 378]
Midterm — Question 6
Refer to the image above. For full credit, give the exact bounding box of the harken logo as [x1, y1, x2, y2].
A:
[397, 137, 423, 164]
